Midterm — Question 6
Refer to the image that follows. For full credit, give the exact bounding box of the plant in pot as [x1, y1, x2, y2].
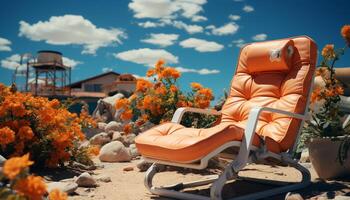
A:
[300, 25, 350, 179]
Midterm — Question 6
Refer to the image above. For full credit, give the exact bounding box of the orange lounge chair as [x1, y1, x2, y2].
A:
[135, 36, 317, 200]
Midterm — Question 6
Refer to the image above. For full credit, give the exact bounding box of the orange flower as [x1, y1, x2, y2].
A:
[335, 85, 344, 95]
[87, 145, 100, 156]
[159, 67, 181, 80]
[123, 124, 132, 134]
[321, 44, 335, 58]
[198, 88, 213, 99]
[121, 109, 133, 121]
[341, 25, 350, 45]
[170, 85, 178, 93]
[191, 82, 203, 90]
[18, 126, 34, 140]
[0, 126, 15, 145]
[48, 189, 68, 200]
[325, 88, 335, 97]
[136, 79, 153, 93]
[3, 153, 34, 179]
[142, 95, 152, 110]
[146, 69, 155, 77]
[141, 114, 149, 121]
[115, 98, 129, 109]
[155, 59, 165, 73]
[155, 85, 167, 95]
[14, 175, 47, 200]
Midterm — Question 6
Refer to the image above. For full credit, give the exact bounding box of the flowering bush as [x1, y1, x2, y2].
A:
[0, 154, 67, 200]
[0, 84, 96, 168]
[115, 59, 217, 132]
[300, 25, 350, 162]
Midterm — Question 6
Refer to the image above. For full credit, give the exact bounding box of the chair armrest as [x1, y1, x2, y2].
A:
[171, 107, 221, 124]
[232, 106, 307, 172]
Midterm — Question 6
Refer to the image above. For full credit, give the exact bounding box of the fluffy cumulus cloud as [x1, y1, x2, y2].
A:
[141, 33, 179, 47]
[228, 14, 240, 21]
[252, 33, 267, 41]
[137, 19, 203, 34]
[114, 48, 178, 66]
[1, 54, 82, 71]
[173, 21, 203, 34]
[206, 22, 239, 36]
[18, 15, 127, 55]
[243, 5, 254, 12]
[129, 0, 207, 22]
[0, 37, 12, 51]
[179, 38, 224, 52]
[231, 39, 245, 48]
[175, 66, 220, 75]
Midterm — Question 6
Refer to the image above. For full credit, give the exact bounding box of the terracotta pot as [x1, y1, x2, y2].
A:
[308, 137, 350, 180]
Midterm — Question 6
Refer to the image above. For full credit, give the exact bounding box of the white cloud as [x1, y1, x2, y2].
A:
[179, 38, 224, 52]
[138, 21, 165, 28]
[128, 0, 207, 21]
[175, 66, 220, 75]
[114, 48, 178, 66]
[206, 22, 239, 36]
[173, 21, 203, 34]
[19, 15, 127, 55]
[102, 67, 113, 73]
[1, 54, 81, 71]
[62, 57, 82, 68]
[231, 39, 245, 48]
[252, 33, 267, 41]
[141, 33, 179, 47]
[1, 54, 26, 71]
[243, 5, 254, 12]
[191, 15, 207, 22]
[228, 14, 240, 21]
[0, 37, 12, 51]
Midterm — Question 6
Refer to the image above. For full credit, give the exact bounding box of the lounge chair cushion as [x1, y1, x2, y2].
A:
[245, 40, 294, 74]
[135, 122, 264, 163]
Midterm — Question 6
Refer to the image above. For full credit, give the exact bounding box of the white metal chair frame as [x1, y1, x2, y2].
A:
[143, 76, 314, 200]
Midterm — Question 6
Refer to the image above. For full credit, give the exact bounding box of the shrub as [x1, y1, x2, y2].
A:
[0, 154, 67, 200]
[115, 59, 218, 131]
[0, 84, 96, 168]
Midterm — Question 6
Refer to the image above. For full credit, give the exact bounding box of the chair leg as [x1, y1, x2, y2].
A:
[210, 165, 238, 200]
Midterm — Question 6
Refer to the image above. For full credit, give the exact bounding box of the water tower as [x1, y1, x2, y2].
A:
[30, 50, 71, 96]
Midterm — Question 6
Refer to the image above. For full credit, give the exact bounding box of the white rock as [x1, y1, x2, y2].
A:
[122, 134, 136, 146]
[105, 121, 123, 133]
[0, 155, 6, 166]
[129, 144, 140, 158]
[300, 149, 310, 163]
[75, 172, 97, 187]
[97, 122, 107, 130]
[112, 131, 123, 142]
[89, 132, 111, 146]
[136, 158, 152, 172]
[96, 175, 111, 183]
[47, 182, 78, 194]
[99, 141, 131, 162]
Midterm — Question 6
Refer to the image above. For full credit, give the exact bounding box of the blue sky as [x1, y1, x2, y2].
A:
[0, 0, 349, 101]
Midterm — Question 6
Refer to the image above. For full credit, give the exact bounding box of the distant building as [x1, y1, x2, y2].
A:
[68, 71, 136, 98]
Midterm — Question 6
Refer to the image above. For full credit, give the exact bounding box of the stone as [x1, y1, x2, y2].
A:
[75, 172, 97, 187]
[285, 192, 304, 200]
[89, 132, 111, 146]
[123, 166, 134, 171]
[96, 175, 111, 183]
[111, 131, 123, 142]
[300, 149, 310, 163]
[99, 141, 132, 162]
[0, 155, 6, 166]
[136, 158, 152, 172]
[129, 144, 140, 158]
[105, 121, 123, 133]
[122, 134, 136, 147]
[97, 122, 107, 130]
[47, 182, 78, 195]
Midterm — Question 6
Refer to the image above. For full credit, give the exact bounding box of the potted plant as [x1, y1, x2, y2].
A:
[301, 25, 350, 179]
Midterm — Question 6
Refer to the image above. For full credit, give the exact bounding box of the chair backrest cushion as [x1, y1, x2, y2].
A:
[221, 36, 317, 152]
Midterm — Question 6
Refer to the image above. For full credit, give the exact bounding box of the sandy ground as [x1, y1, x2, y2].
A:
[40, 158, 350, 200]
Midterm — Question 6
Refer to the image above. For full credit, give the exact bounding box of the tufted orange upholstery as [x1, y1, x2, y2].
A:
[135, 36, 317, 163]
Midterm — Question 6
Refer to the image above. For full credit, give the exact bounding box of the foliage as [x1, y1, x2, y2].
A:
[0, 84, 96, 168]
[0, 154, 67, 200]
[115, 59, 218, 132]
[300, 25, 350, 164]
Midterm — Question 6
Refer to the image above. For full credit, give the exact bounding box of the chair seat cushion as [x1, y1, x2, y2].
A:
[135, 122, 262, 163]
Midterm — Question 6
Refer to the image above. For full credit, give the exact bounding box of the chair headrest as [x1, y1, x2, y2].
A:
[244, 39, 295, 74]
